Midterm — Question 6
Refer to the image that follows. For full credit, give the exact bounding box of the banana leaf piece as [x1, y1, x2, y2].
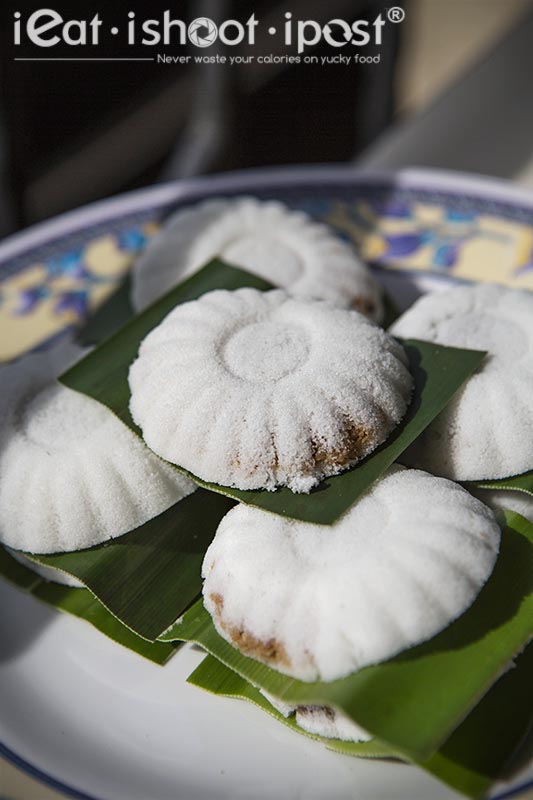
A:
[188, 653, 395, 759]
[0, 546, 176, 664]
[60, 260, 486, 525]
[26, 489, 235, 641]
[422, 641, 533, 799]
[188, 644, 533, 800]
[160, 512, 533, 762]
[77, 275, 134, 346]
[467, 470, 533, 498]
[382, 291, 401, 328]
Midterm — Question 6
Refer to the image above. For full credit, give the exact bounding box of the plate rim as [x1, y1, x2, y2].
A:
[2, 164, 533, 267]
[0, 741, 99, 800]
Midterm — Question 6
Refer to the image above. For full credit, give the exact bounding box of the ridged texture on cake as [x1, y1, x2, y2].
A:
[0, 344, 196, 554]
[202, 467, 500, 682]
[132, 197, 383, 321]
[129, 288, 412, 493]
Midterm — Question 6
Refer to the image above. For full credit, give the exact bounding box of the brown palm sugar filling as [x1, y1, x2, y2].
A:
[232, 411, 389, 483]
[311, 422, 376, 470]
[210, 592, 290, 667]
[297, 705, 336, 721]
[352, 296, 376, 317]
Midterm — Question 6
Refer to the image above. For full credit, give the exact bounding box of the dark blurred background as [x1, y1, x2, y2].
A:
[0, 0, 532, 236]
[0, 0, 401, 229]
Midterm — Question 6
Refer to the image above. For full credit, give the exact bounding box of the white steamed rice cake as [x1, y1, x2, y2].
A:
[7, 548, 84, 587]
[131, 197, 384, 321]
[261, 691, 370, 742]
[471, 487, 533, 522]
[0, 344, 196, 555]
[295, 706, 370, 743]
[202, 466, 500, 682]
[129, 288, 412, 493]
[391, 284, 533, 480]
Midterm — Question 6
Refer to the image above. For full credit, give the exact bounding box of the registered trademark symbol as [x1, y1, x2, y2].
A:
[388, 7, 406, 23]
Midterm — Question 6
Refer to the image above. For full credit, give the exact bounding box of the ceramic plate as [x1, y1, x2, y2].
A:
[1, 166, 532, 800]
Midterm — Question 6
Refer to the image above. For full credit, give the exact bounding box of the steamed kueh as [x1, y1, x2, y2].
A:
[129, 288, 412, 493]
[261, 691, 370, 743]
[131, 197, 384, 321]
[295, 706, 370, 743]
[391, 284, 533, 481]
[7, 548, 84, 588]
[0, 344, 196, 556]
[202, 467, 500, 682]
[471, 488, 533, 522]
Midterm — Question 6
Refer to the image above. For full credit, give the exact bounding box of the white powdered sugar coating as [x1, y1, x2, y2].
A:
[295, 706, 371, 743]
[0, 345, 196, 554]
[391, 284, 533, 480]
[129, 288, 412, 493]
[202, 467, 500, 682]
[131, 197, 383, 321]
